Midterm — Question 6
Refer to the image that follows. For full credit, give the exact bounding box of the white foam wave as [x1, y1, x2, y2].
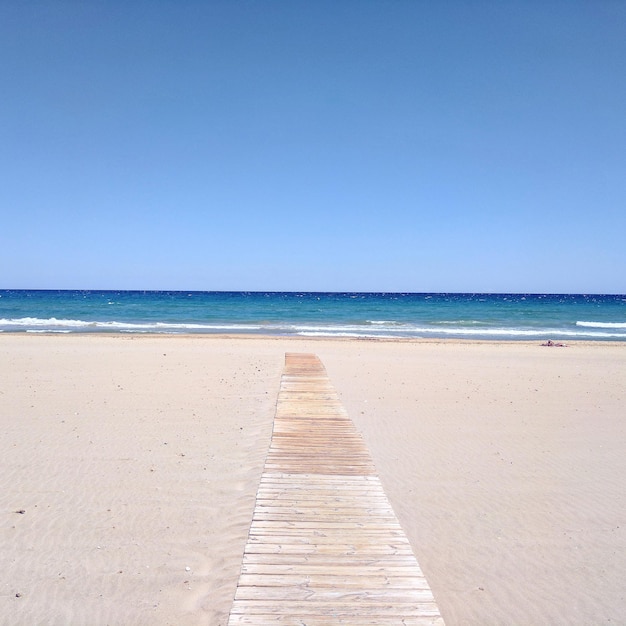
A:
[0, 317, 263, 332]
[433, 320, 487, 325]
[576, 321, 626, 329]
[2, 317, 625, 339]
[298, 331, 391, 339]
[410, 326, 626, 338]
[1, 317, 92, 327]
[26, 329, 72, 334]
[298, 324, 626, 339]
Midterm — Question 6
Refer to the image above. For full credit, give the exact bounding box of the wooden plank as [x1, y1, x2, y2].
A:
[251, 518, 400, 527]
[235, 576, 432, 604]
[242, 544, 415, 556]
[228, 617, 443, 626]
[228, 353, 444, 625]
[240, 564, 425, 576]
[241, 555, 423, 567]
[245, 536, 410, 547]
[230, 599, 442, 615]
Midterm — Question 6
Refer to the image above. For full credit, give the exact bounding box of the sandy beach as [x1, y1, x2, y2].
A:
[1, 335, 625, 625]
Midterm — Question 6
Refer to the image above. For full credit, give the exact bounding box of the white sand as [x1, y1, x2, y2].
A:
[1, 335, 625, 625]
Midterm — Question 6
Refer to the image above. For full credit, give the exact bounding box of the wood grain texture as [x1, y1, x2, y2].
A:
[228, 353, 444, 625]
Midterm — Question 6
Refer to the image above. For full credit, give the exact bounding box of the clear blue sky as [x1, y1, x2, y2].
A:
[2, 1, 625, 292]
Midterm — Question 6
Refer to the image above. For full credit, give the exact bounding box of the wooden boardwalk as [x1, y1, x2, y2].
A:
[228, 353, 444, 625]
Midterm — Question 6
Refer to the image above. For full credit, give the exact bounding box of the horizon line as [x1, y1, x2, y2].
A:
[2, 289, 625, 297]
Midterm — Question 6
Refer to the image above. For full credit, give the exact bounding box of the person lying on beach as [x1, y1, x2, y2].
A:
[541, 340, 567, 347]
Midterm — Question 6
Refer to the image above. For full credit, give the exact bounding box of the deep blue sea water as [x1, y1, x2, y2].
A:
[1, 291, 625, 340]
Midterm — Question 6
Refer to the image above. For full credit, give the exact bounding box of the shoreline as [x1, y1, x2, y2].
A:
[3, 331, 626, 346]
[2, 334, 625, 624]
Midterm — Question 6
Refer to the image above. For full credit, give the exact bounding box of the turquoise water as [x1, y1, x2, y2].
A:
[1, 291, 625, 340]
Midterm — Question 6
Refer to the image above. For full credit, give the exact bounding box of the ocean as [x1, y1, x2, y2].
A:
[0, 291, 625, 341]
